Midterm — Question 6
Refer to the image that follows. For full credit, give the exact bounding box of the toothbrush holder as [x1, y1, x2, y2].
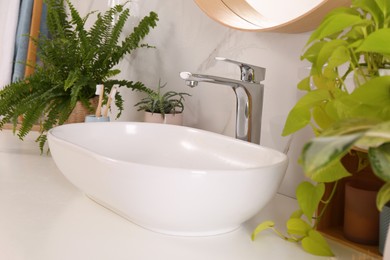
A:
[85, 115, 110, 123]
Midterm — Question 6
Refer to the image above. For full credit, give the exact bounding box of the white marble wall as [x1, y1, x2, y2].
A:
[76, 0, 316, 198]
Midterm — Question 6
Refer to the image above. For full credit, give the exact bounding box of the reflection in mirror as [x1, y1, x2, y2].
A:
[194, 0, 351, 33]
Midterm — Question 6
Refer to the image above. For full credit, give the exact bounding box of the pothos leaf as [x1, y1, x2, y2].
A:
[369, 143, 390, 182]
[301, 134, 362, 175]
[296, 182, 325, 220]
[251, 221, 275, 241]
[307, 159, 351, 183]
[377, 182, 390, 211]
[282, 89, 331, 136]
[286, 218, 312, 237]
[301, 230, 334, 256]
[297, 77, 311, 91]
[356, 28, 390, 56]
[290, 209, 304, 219]
[307, 12, 364, 44]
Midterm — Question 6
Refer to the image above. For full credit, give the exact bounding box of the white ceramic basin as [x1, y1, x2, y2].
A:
[48, 122, 288, 236]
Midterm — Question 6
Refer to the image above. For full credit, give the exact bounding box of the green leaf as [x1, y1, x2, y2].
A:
[286, 218, 312, 237]
[377, 182, 390, 211]
[321, 118, 379, 136]
[308, 13, 365, 44]
[282, 89, 331, 136]
[290, 209, 303, 219]
[251, 221, 275, 241]
[350, 76, 390, 107]
[296, 89, 331, 107]
[315, 40, 348, 73]
[301, 134, 362, 175]
[282, 106, 311, 136]
[324, 95, 358, 122]
[346, 77, 390, 122]
[369, 143, 390, 182]
[363, 121, 390, 147]
[296, 182, 325, 220]
[353, 0, 384, 26]
[64, 70, 79, 91]
[356, 29, 390, 56]
[302, 41, 325, 64]
[312, 106, 333, 130]
[297, 77, 311, 91]
[374, 0, 390, 19]
[301, 230, 334, 256]
[308, 159, 351, 183]
[325, 45, 350, 72]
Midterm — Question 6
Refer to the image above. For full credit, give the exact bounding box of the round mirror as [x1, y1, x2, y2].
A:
[194, 0, 351, 33]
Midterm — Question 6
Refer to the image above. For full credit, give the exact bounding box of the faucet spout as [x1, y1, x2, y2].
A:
[179, 70, 265, 145]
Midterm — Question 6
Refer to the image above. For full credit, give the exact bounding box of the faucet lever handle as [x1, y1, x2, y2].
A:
[215, 57, 265, 83]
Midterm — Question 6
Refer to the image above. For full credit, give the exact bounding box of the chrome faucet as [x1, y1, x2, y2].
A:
[180, 57, 266, 144]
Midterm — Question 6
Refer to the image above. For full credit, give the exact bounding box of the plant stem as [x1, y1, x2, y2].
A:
[314, 181, 339, 228]
[271, 227, 299, 243]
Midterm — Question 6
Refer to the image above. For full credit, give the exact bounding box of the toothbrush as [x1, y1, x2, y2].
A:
[103, 86, 117, 117]
[95, 84, 104, 117]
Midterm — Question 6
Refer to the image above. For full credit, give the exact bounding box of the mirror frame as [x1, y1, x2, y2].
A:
[194, 0, 352, 33]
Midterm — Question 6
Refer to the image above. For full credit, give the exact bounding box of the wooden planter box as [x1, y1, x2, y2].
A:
[316, 150, 384, 258]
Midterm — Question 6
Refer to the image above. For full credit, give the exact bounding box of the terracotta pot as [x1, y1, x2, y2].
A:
[143, 112, 183, 125]
[66, 97, 99, 124]
[343, 180, 381, 245]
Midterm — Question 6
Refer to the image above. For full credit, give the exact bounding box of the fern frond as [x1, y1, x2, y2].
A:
[106, 11, 158, 69]
[65, 0, 90, 54]
[46, 0, 72, 39]
[1, 0, 159, 150]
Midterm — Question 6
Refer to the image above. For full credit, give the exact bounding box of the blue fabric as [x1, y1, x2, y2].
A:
[12, 0, 34, 82]
[36, 3, 49, 66]
[39, 3, 48, 39]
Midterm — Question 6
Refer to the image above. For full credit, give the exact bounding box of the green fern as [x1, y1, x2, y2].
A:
[0, 0, 158, 152]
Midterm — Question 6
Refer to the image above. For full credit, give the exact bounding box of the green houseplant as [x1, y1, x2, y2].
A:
[0, 0, 158, 150]
[135, 80, 190, 124]
[252, 0, 390, 256]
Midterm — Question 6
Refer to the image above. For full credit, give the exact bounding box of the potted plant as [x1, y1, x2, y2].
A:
[135, 80, 191, 125]
[0, 0, 158, 151]
[252, 0, 390, 256]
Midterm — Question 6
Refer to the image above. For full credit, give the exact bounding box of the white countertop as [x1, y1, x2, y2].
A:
[0, 130, 363, 260]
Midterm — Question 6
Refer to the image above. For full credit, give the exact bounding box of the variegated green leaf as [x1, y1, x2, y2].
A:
[369, 143, 390, 182]
[358, 121, 390, 148]
[301, 134, 362, 175]
[308, 159, 351, 183]
[377, 183, 390, 211]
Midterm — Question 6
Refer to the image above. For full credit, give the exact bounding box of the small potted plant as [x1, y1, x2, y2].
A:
[135, 80, 191, 125]
[0, 0, 158, 151]
[252, 0, 390, 256]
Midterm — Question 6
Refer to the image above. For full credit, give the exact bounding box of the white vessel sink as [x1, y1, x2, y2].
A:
[48, 122, 288, 236]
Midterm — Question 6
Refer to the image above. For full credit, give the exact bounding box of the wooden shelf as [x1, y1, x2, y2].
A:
[320, 226, 381, 259]
[3, 123, 40, 132]
[316, 151, 384, 259]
